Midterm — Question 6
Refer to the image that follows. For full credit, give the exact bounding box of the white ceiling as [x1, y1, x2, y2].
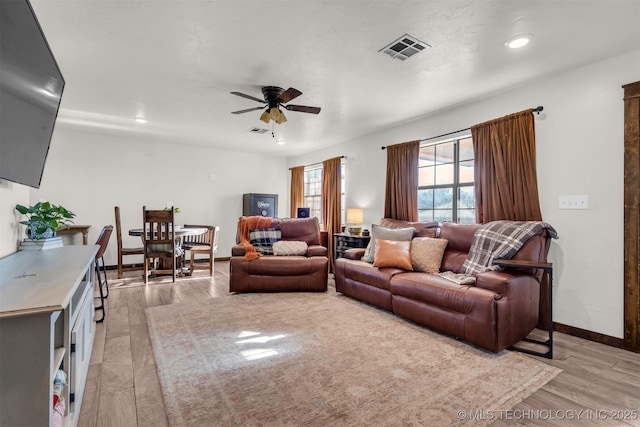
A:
[31, 0, 640, 157]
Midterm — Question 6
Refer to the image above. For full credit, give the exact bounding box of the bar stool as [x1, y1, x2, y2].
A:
[94, 225, 113, 323]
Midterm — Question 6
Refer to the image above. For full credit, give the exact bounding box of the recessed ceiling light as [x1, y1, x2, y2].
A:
[276, 139, 285, 145]
[134, 117, 147, 123]
[505, 34, 532, 49]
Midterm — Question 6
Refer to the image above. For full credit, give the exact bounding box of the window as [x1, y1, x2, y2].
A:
[304, 167, 323, 222]
[303, 161, 346, 225]
[418, 136, 475, 223]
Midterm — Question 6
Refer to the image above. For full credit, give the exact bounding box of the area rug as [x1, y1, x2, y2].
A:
[146, 292, 560, 426]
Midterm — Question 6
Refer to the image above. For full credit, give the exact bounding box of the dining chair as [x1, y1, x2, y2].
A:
[94, 225, 113, 323]
[181, 225, 219, 276]
[114, 206, 144, 279]
[143, 206, 176, 283]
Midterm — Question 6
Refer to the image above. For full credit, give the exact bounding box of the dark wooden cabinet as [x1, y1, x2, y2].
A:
[333, 233, 371, 261]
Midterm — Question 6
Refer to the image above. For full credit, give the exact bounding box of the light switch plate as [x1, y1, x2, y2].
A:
[559, 195, 588, 210]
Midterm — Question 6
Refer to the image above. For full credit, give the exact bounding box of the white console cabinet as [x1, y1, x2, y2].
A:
[0, 245, 98, 426]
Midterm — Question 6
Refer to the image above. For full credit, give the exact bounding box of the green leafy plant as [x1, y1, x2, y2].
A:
[163, 207, 181, 213]
[15, 202, 76, 240]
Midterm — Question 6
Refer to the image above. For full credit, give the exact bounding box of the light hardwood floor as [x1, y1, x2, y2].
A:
[80, 261, 640, 426]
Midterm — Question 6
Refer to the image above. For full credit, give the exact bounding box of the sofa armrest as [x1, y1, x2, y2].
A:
[231, 244, 246, 257]
[476, 270, 541, 299]
[343, 248, 365, 260]
[307, 245, 328, 257]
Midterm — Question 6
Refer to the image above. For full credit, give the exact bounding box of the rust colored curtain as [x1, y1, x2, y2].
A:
[322, 157, 342, 272]
[384, 140, 419, 221]
[472, 109, 542, 223]
[289, 166, 305, 218]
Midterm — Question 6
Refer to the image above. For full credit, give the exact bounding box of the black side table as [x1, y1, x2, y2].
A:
[333, 233, 371, 262]
[492, 259, 553, 359]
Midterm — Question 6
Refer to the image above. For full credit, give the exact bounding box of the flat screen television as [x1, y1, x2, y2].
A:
[0, 0, 65, 189]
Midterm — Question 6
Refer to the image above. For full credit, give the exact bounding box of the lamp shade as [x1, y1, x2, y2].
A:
[346, 208, 364, 225]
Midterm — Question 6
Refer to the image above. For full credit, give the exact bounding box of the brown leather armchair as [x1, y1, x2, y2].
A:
[230, 217, 329, 293]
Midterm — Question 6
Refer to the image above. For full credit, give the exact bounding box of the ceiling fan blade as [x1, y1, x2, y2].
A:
[285, 104, 321, 114]
[277, 87, 302, 103]
[230, 91, 266, 104]
[231, 106, 265, 114]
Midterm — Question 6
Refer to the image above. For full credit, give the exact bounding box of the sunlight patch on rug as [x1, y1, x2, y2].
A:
[146, 293, 561, 426]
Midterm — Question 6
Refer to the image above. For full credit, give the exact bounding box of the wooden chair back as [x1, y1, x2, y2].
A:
[142, 206, 176, 283]
[183, 225, 219, 276]
[114, 206, 144, 278]
[183, 224, 215, 246]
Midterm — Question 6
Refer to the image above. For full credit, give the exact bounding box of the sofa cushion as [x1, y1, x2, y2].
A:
[362, 225, 415, 263]
[273, 240, 308, 256]
[336, 258, 404, 291]
[379, 218, 438, 238]
[390, 272, 475, 314]
[273, 217, 322, 245]
[249, 227, 281, 255]
[373, 239, 413, 270]
[410, 237, 448, 273]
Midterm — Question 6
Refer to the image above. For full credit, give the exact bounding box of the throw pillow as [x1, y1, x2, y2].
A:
[273, 240, 308, 256]
[411, 237, 449, 273]
[249, 227, 281, 255]
[362, 225, 415, 263]
[373, 239, 413, 270]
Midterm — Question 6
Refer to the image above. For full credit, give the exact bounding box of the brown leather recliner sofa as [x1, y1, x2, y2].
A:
[230, 217, 329, 293]
[335, 218, 552, 353]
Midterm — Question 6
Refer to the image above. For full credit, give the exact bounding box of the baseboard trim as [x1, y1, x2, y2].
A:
[554, 322, 625, 349]
[105, 258, 229, 270]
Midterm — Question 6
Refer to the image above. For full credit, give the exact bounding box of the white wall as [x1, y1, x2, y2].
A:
[288, 50, 640, 339]
[0, 180, 30, 258]
[26, 128, 288, 266]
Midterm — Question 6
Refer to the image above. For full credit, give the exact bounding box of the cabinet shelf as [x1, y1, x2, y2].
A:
[53, 347, 66, 373]
[333, 233, 371, 261]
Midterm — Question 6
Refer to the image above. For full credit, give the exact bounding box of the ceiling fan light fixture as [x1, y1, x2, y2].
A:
[259, 110, 270, 124]
[277, 109, 287, 124]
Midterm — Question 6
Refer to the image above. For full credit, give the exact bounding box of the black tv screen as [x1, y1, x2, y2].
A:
[0, 0, 64, 189]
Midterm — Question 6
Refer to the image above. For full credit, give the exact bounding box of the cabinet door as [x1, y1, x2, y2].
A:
[69, 286, 95, 417]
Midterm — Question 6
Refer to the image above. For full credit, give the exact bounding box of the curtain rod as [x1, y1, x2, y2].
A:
[381, 106, 544, 149]
[289, 155, 345, 170]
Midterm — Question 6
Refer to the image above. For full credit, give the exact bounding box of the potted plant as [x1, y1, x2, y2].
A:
[15, 201, 76, 240]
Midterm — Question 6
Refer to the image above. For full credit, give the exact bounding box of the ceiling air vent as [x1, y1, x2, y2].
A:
[379, 34, 430, 61]
[248, 127, 269, 134]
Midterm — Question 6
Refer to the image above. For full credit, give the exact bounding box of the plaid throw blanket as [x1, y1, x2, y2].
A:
[462, 221, 558, 276]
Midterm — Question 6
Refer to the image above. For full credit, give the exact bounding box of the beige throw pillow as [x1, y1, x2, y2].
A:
[272, 240, 308, 256]
[362, 225, 415, 263]
[410, 237, 448, 273]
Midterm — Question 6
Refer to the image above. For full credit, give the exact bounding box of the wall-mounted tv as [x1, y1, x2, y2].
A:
[0, 0, 65, 189]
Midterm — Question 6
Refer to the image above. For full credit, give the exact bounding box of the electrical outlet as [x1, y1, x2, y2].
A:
[166, 201, 173, 209]
[559, 195, 589, 210]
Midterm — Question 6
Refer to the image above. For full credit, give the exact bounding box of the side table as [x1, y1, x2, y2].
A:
[57, 224, 91, 245]
[493, 259, 553, 359]
[333, 233, 371, 262]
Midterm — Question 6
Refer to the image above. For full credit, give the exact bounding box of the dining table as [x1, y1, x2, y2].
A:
[128, 226, 206, 276]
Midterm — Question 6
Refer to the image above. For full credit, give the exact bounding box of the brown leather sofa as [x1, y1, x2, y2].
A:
[230, 217, 329, 293]
[335, 218, 552, 353]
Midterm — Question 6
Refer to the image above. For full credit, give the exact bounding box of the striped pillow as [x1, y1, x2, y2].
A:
[249, 228, 281, 255]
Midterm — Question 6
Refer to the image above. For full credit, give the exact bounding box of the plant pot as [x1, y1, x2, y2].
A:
[27, 225, 55, 240]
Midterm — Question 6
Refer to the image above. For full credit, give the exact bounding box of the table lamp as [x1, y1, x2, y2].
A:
[346, 208, 364, 235]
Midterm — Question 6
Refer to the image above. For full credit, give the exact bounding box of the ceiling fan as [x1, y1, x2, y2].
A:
[230, 86, 321, 124]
